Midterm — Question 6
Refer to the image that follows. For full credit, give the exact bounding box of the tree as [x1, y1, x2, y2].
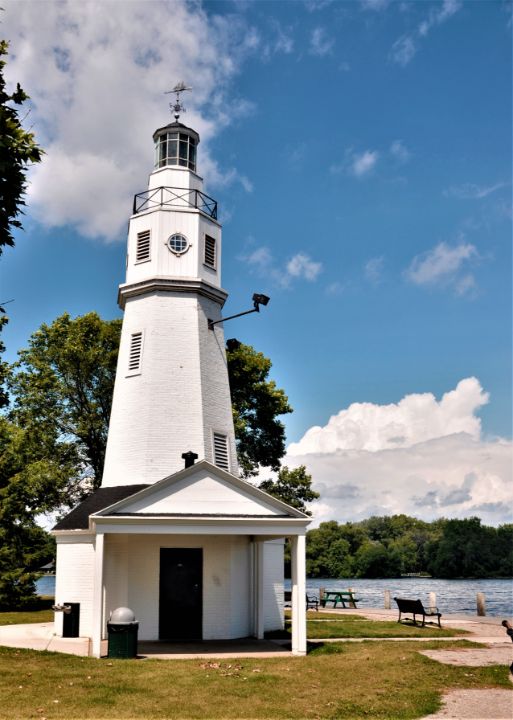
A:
[9, 312, 121, 493]
[0, 40, 43, 252]
[258, 465, 319, 514]
[354, 541, 402, 578]
[427, 517, 496, 578]
[0, 417, 71, 607]
[226, 339, 292, 477]
[0, 313, 9, 409]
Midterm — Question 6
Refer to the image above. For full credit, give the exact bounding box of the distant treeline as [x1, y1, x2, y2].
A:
[303, 516, 513, 579]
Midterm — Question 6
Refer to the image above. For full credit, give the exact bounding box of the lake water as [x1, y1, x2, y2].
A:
[37, 575, 513, 617]
[299, 577, 513, 617]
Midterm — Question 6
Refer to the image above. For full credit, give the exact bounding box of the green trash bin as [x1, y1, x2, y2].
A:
[107, 607, 138, 659]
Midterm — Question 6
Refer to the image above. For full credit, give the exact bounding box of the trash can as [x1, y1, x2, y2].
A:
[107, 607, 138, 659]
[62, 603, 80, 638]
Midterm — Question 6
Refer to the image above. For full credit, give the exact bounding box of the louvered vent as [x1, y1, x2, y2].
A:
[204, 235, 216, 268]
[128, 332, 143, 372]
[136, 230, 151, 262]
[213, 432, 229, 470]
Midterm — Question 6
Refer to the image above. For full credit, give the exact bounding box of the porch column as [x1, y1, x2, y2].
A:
[290, 534, 307, 655]
[255, 540, 265, 639]
[91, 531, 104, 658]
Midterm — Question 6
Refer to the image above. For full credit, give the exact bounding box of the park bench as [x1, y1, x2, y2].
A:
[394, 597, 442, 628]
[321, 589, 361, 609]
[284, 591, 319, 611]
[306, 594, 319, 611]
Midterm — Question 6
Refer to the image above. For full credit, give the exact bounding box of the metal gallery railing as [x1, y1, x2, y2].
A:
[133, 186, 217, 219]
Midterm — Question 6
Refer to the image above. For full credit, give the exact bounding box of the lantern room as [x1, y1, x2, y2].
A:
[153, 121, 200, 172]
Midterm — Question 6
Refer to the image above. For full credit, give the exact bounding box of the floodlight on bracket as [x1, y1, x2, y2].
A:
[208, 293, 270, 330]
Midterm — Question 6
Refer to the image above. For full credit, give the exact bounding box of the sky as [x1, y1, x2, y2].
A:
[1, 0, 511, 527]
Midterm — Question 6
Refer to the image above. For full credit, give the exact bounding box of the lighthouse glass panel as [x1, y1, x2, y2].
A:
[155, 132, 197, 171]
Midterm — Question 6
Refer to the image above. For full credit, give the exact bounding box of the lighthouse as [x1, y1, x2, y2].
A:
[102, 88, 237, 487]
[52, 89, 309, 657]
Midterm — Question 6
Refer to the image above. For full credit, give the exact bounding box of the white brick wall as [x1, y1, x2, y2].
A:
[125, 210, 222, 289]
[263, 540, 285, 632]
[54, 536, 95, 637]
[100, 533, 283, 641]
[102, 289, 237, 486]
[56, 531, 284, 641]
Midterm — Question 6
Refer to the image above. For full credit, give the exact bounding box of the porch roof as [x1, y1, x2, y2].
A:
[53, 461, 311, 535]
[53, 485, 149, 531]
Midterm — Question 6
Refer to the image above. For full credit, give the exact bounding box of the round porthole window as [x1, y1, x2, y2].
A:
[167, 233, 189, 255]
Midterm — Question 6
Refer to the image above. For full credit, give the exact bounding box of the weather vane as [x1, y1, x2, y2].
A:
[164, 81, 192, 121]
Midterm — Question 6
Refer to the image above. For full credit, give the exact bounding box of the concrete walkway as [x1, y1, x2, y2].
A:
[0, 621, 90, 655]
[0, 623, 289, 658]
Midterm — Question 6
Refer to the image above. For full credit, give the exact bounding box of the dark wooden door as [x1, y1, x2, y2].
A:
[159, 548, 203, 640]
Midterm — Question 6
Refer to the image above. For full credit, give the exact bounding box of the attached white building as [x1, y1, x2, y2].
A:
[53, 105, 310, 656]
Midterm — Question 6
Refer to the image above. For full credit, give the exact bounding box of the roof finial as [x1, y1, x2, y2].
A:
[164, 81, 192, 122]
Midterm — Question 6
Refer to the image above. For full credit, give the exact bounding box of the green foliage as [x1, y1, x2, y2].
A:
[0, 314, 9, 409]
[226, 339, 292, 477]
[258, 465, 319, 514]
[427, 517, 502, 578]
[353, 541, 402, 578]
[0, 417, 62, 608]
[306, 515, 513, 579]
[0, 40, 43, 252]
[9, 312, 122, 492]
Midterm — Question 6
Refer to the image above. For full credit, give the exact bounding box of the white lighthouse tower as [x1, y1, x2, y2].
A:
[52, 89, 309, 657]
[102, 87, 238, 487]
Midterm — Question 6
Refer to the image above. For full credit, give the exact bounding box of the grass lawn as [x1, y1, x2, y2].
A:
[0, 640, 509, 719]
[277, 614, 466, 639]
[0, 597, 54, 626]
[304, 618, 465, 639]
[286, 611, 364, 621]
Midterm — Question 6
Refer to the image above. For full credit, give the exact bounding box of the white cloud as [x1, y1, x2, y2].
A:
[243, 246, 322, 287]
[390, 34, 417, 66]
[391, 0, 462, 66]
[364, 256, 384, 284]
[405, 240, 477, 290]
[286, 253, 323, 281]
[309, 27, 335, 57]
[454, 273, 477, 297]
[3, 0, 257, 241]
[390, 139, 411, 163]
[285, 378, 512, 526]
[444, 182, 507, 200]
[351, 150, 379, 177]
[246, 246, 273, 270]
[288, 377, 489, 454]
[419, 0, 462, 37]
[325, 281, 345, 296]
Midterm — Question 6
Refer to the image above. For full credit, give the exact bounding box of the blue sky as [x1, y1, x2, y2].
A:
[2, 0, 511, 525]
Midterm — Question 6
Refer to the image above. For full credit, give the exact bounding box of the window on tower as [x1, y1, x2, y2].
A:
[155, 132, 197, 171]
[204, 235, 216, 269]
[213, 432, 229, 471]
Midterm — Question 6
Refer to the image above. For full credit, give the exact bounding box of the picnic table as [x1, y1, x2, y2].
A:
[321, 589, 361, 609]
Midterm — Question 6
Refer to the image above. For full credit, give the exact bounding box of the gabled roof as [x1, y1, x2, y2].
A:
[93, 460, 308, 521]
[53, 461, 309, 533]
